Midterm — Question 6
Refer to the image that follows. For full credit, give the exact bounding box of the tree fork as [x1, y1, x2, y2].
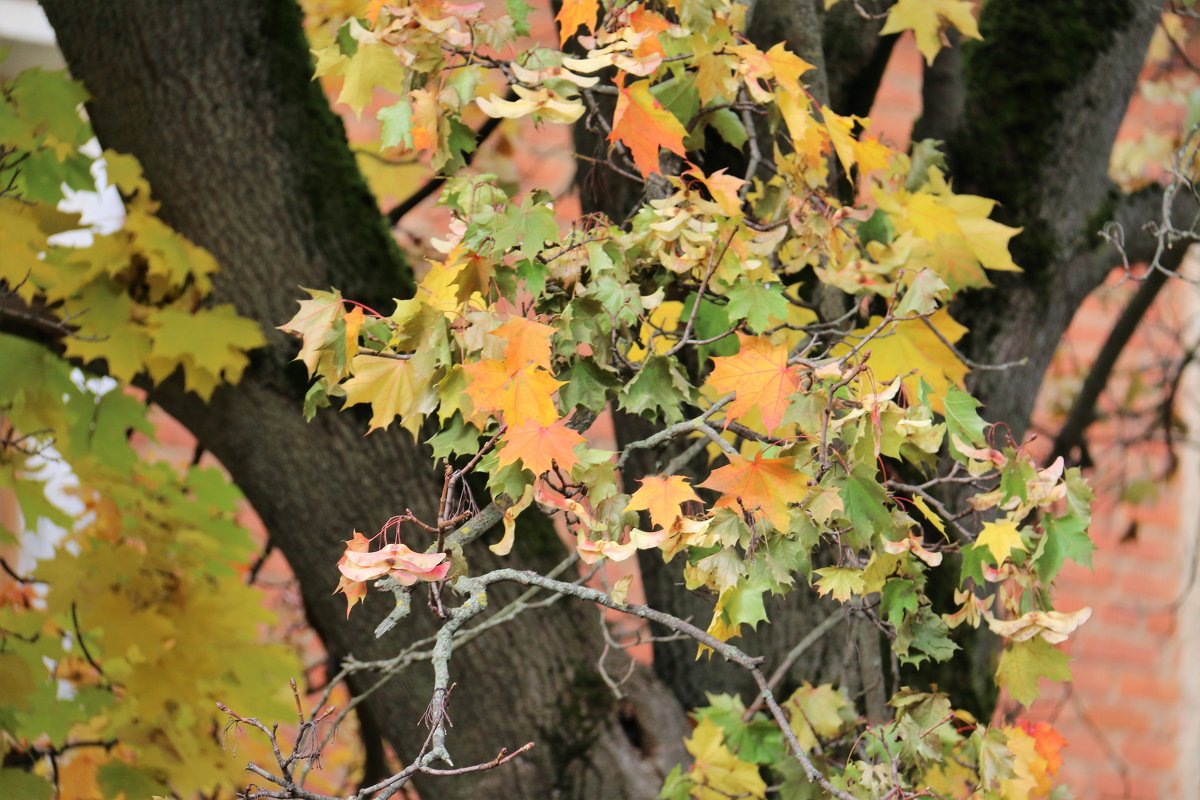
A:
[40, 1, 685, 796]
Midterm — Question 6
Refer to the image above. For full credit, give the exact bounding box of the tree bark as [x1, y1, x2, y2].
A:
[39, 1, 685, 797]
[948, 0, 1165, 436]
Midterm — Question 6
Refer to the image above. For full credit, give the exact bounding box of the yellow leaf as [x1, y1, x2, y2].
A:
[880, 0, 982, 65]
[823, 106, 859, 177]
[341, 353, 437, 435]
[975, 518, 1025, 563]
[626, 474, 701, 530]
[610, 574, 634, 605]
[911, 495, 947, 537]
[336, 41, 408, 117]
[684, 718, 768, 800]
[850, 309, 968, 412]
[278, 288, 343, 377]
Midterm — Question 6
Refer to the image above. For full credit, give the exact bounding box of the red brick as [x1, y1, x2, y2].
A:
[1145, 610, 1177, 636]
[1121, 739, 1178, 771]
[1078, 633, 1164, 664]
[1118, 673, 1180, 703]
[1084, 704, 1152, 733]
[1115, 572, 1182, 602]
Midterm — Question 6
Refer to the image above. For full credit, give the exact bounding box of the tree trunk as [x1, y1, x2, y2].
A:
[948, 0, 1164, 435]
[39, 1, 685, 797]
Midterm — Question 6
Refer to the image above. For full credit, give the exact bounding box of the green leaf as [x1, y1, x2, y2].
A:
[428, 416, 482, 460]
[999, 453, 1035, 503]
[881, 578, 918, 627]
[838, 466, 893, 544]
[707, 107, 748, 149]
[857, 208, 895, 247]
[11, 68, 89, 146]
[98, 761, 169, 800]
[505, 0, 532, 35]
[891, 688, 955, 761]
[303, 381, 331, 421]
[943, 385, 987, 452]
[618, 355, 693, 424]
[378, 99, 414, 150]
[650, 76, 700, 128]
[723, 576, 769, 630]
[996, 636, 1071, 706]
[725, 280, 788, 333]
[1034, 513, 1094, 582]
[490, 196, 559, 259]
[0, 768, 51, 800]
[658, 764, 693, 800]
[894, 606, 958, 666]
[974, 726, 1016, 786]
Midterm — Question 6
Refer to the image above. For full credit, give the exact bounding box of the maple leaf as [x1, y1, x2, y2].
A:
[975, 518, 1025, 563]
[699, 452, 806, 532]
[492, 317, 556, 370]
[813, 566, 865, 603]
[626, 474, 701, 530]
[785, 683, 851, 750]
[995, 638, 1071, 706]
[341, 353, 437, 435]
[278, 288, 343, 376]
[707, 333, 804, 434]
[608, 79, 688, 178]
[496, 417, 585, 476]
[462, 359, 563, 426]
[555, 0, 599, 45]
[336, 40, 409, 118]
[334, 531, 372, 617]
[684, 718, 768, 800]
[850, 309, 968, 411]
[880, 0, 981, 65]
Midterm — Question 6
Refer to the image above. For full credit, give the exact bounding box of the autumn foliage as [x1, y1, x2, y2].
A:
[1, 0, 1141, 796]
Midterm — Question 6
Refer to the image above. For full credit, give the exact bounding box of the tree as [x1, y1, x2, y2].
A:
[0, 0, 1194, 797]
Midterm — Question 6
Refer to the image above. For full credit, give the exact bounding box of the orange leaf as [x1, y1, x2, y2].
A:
[463, 359, 563, 426]
[334, 531, 373, 617]
[556, 0, 599, 45]
[493, 316, 556, 371]
[609, 79, 688, 178]
[699, 452, 806, 531]
[629, 8, 671, 59]
[627, 474, 701, 530]
[497, 418, 585, 475]
[707, 333, 804, 433]
[364, 0, 388, 24]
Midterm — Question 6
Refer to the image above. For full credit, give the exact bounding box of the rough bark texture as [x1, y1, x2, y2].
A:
[947, 0, 1165, 435]
[40, 1, 686, 797]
